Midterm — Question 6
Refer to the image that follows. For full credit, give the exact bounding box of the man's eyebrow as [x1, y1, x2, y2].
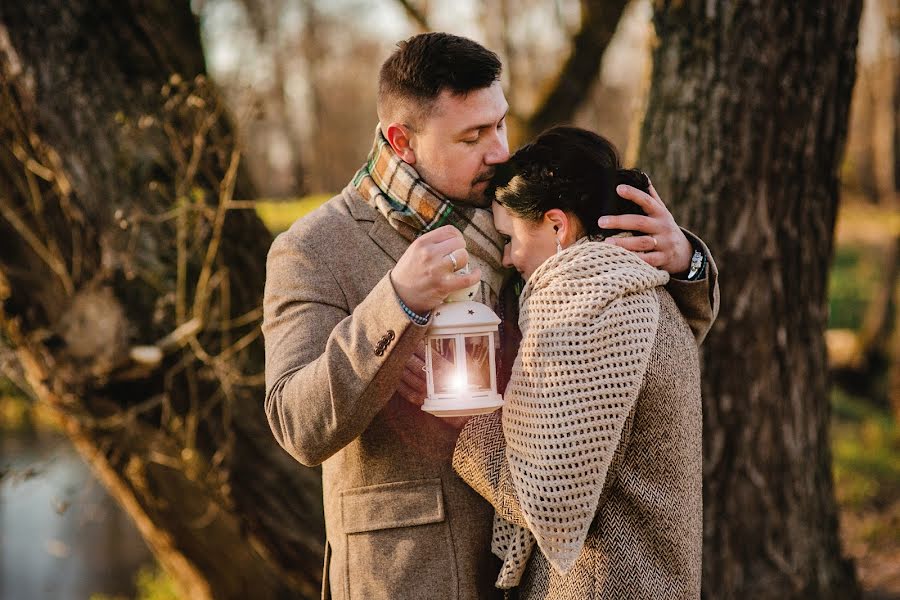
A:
[458, 106, 510, 134]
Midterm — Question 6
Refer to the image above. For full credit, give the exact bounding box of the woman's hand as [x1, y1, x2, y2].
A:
[394, 343, 475, 430]
[396, 343, 427, 407]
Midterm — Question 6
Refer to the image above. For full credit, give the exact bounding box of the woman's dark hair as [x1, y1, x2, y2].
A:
[489, 126, 649, 238]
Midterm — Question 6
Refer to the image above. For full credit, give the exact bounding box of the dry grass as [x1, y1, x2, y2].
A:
[255, 194, 331, 234]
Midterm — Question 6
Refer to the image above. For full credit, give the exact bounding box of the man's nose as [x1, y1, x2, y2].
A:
[484, 130, 509, 165]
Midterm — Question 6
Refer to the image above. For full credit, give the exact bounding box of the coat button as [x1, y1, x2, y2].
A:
[374, 346, 384, 356]
[387, 330, 395, 341]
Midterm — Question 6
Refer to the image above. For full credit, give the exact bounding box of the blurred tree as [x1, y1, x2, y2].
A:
[197, 0, 639, 197]
[637, 2, 863, 598]
[828, 0, 899, 418]
[832, 233, 900, 410]
[476, 0, 633, 145]
[395, 0, 430, 31]
[522, 0, 629, 139]
[0, 2, 324, 598]
[236, 0, 309, 196]
[894, 2, 900, 193]
[887, 0, 900, 424]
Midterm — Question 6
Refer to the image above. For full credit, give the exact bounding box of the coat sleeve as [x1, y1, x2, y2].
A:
[664, 229, 720, 344]
[262, 228, 427, 467]
[452, 409, 530, 528]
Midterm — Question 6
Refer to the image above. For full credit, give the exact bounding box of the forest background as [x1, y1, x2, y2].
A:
[0, 0, 897, 599]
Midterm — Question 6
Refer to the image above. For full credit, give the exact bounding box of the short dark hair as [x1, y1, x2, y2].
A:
[489, 126, 648, 239]
[378, 32, 502, 126]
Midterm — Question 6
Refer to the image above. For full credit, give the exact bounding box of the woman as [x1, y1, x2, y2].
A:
[452, 127, 702, 599]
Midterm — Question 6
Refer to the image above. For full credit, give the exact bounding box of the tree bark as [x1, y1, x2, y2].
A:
[0, 2, 323, 598]
[637, 2, 863, 598]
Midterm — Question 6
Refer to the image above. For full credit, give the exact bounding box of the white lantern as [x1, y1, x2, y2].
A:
[422, 297, 504, 418]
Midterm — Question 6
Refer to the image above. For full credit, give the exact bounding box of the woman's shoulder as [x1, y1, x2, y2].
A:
[652, 287, 698, 356]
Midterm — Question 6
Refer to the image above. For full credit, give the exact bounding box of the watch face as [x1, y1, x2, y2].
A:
[688, 250, 705, 280]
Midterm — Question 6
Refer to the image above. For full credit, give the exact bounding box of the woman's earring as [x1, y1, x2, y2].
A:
[556, 237, 562, 255]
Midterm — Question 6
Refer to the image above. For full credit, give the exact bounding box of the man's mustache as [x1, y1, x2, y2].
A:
[473, 169, 496, 184]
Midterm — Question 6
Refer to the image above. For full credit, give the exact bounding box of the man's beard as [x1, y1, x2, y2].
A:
[463, 170, 496, 208]
[463, 189, 492, 208]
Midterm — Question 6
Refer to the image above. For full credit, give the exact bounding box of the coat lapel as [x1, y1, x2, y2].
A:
[344, 184, 410, 264]
[367, 218, 409, 263]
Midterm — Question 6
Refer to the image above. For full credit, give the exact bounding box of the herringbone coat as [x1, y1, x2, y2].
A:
[453, 286, 703, 599]
[263, 184, 718, 600]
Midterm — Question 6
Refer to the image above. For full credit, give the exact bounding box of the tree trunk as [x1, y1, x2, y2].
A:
[637, 2, 862, 599]
[890, 0, 900, 193]
[0, 2, 324, 598]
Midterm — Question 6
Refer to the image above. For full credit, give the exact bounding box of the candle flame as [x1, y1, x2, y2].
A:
[451, 373, 466, 390]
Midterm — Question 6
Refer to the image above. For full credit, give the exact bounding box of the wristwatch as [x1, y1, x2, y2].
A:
[686, 249, 706, 281]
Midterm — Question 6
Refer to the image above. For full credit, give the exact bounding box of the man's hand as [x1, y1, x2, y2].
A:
[599, 182, 693, 275]
[392, 225, 482, 314]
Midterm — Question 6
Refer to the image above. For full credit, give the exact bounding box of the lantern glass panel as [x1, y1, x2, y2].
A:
[464, 335, 492, 392]
[430, 337, 459, 394]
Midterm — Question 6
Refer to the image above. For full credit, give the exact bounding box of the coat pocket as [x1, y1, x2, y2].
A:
[340, 479, 458, 600]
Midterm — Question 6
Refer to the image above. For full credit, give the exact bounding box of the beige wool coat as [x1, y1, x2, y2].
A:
[262, 184, 719, 600]
[453, 244, 704, 599]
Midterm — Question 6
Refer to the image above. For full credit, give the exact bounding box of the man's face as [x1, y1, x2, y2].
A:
[408, 81, 510, 207]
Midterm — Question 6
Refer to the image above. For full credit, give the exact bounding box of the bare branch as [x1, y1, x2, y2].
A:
[192, 148, 241, 320]
[0, 198, 74, 296]
[525, 0, 631, 137]
[394, 0, 430, 32]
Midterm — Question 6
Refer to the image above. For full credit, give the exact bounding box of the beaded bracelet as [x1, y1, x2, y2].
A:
[397, 295, 430, 326]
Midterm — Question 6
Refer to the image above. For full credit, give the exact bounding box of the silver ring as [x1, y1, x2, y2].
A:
[446, 252, 459, 271]
[651, 236, 658, 249]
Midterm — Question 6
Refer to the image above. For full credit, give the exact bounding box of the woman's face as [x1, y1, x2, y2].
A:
[492, 202, 559, 281]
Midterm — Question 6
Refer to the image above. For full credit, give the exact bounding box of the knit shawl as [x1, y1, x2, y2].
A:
[352, 126, 506, 305]
[492, 239, 670, 588]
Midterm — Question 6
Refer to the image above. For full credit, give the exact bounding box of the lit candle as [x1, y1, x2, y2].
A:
[450, 372, 467, 390]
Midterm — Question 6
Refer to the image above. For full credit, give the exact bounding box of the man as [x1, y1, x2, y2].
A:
[263, 32, 718, 600]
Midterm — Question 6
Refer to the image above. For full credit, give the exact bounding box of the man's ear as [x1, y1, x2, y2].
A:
[384, 123, 416, 164]
[544, 209, 577, 246]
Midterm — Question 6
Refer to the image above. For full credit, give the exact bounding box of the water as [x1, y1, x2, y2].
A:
[1, 431, 153, 600]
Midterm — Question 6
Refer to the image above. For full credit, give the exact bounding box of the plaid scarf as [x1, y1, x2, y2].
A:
[353, 126, 507, 306]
